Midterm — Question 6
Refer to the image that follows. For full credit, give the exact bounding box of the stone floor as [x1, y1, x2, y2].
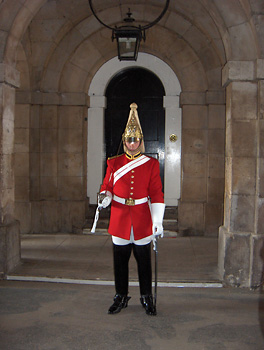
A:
[0, 233, 263, 349]
[8, 233, 220, 284]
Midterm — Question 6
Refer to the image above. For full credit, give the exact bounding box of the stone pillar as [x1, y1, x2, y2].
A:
[219, 60, 264, 288]
[178, 90, 225, 237]
[0, 64, 20, 276]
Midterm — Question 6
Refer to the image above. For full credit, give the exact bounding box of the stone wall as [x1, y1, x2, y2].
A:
[14, 96, 87, 234]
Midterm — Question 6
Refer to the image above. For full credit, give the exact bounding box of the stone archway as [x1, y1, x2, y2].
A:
[87, 53, 182, 206]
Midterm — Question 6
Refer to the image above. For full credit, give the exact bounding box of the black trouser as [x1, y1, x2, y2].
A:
[113, 243, 152, 296]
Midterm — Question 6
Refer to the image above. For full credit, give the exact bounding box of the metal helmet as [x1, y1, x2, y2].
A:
[122, 103, 145, 153]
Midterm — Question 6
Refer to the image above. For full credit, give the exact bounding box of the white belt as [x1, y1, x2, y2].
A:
[113, 195, 148, 206]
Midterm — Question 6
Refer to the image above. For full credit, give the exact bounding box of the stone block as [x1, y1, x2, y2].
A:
[240, 157, 257, 193]
[223, 194, 231, 229]
[58, 176, 84, 200]
[31, 202, 42, 233]
[226, 82, 257, 121]
[42, 201, 59, 233]
[206, 65, 223, 90]
[41, 105, 57, 128]
[180, 91, 205, 106]
[30, 105, 40, 128]
[70, 39, 101, 72]
[230, 194, 255, 233]
[2, 84, 15, 122]
[182, 176, 207, 201]
[229, 22, 257, 59]
[182, 129, 207, 154]
[42, 93, 59, 105]
[0, 220, 20, 274]
[2, 117, 14, 154]
[60, 61, 86, 91]
[15, 176, 29, 201]
[0, 188, 15, 225]
[58, 128, 83, 153]
[229, 157, 256, 195]
[227, 120, 257, 157]
[40, 129, 58, 153]
[256, 59, 264, 79]
[207, 178, 225, 203]
[29, 153, 40, 177]
[15, 104, 30, 128]
[30, 129, 40, 152]
[70, 201, 85, 228]
[208, 129, 225, 154]
[59, 201, 72, 232]
[257, 198, 264, 234]
[182, 105, 207, 129]
[29, 176, 40, 201]
[260, 120, 264, 157]
[218, 227, 251, 287]
[165, 12, 191, 36]
[40, 153, 57, 177]
[182, 153, 207, 177]
[58, 153, 83, 176]
[15, 202, 31, 234]
[205, 203, 223, 237]
[208, 154, 225, 178]
[222, 61, 255, 86]
[58, 106, 83, 129]
[259, 157, 264, 197]
[260, 81, 264, 119]
[15, 91, 31, 104]
[178, 201, 205, 235]
[14, 128, 29, 153]
[40, 176, 58, 200]
[60, 201, 85, 232]
[1, 153, 14, 189]
[14, 153, 29, 177]
[251, 234, 264, 288]
[0, 64, 20, 87]
[208, 105, 225, 129]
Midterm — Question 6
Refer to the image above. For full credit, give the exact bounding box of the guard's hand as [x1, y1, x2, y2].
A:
[152, 222, 164, 238]
[98, 193, 112, 209]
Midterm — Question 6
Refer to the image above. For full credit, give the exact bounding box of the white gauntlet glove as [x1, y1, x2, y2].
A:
[151, 203, 165, 237]
[98, 191, 112, 209]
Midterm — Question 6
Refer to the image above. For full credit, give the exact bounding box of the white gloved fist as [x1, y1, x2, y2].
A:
[151, 202, 165, 237]
[153, 222, 164, 237]
[98, 192, 112, 209]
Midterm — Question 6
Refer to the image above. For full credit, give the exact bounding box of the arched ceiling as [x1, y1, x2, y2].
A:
[1, 0, 262, 93]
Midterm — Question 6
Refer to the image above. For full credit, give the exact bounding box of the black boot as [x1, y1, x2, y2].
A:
[140, 295, 157, 316]
[108, 294, 131, 314]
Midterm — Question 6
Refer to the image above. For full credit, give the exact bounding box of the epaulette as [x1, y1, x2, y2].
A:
[108, 153, 124, 160]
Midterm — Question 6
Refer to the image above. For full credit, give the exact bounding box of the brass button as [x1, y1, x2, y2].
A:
[130, 192, 133, 195]
[131, 187, 134, 190]
[131, 181, 134, 184]
[132, 170, 135, 173]
[131, 175, 134, 179]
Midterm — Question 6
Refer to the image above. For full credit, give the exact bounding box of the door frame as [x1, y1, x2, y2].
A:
[87, 53, 182, 206]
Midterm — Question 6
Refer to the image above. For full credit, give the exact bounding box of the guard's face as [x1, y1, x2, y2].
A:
[125, 140, 140, 152]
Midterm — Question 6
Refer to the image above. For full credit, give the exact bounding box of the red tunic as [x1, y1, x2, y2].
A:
[100, 153, 164, 240]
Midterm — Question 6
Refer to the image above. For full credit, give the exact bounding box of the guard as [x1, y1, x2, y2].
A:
[98, 103, 165, 315]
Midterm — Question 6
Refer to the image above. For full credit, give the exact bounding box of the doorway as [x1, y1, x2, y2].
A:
[87, 53, 182, 206]
[105, 67, 165, 187]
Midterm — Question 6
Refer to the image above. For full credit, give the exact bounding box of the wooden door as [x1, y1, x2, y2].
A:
[105, 67, 165, 187]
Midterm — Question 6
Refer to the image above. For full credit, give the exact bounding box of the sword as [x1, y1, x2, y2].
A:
[91, 205, 102, 233]
[153, 235, 158, 307]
